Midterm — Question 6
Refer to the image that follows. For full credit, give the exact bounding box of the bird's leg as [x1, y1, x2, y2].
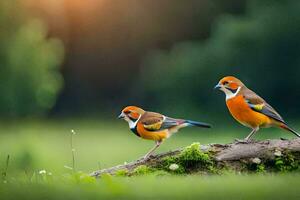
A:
[141, 140, 162, 161]
[234, 138, 249, 144]
[245, 127, 259, 141]
[235, 127, 259, 144]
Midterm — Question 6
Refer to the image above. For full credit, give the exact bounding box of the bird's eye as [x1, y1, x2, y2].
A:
[223, 81, 229, 85]
[124, 111, 131, 114]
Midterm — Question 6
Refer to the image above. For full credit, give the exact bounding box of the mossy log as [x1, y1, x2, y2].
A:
[90, 138, 300, 177]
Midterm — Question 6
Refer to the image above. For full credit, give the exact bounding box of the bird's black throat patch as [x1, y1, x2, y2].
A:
[227, 87, 238, 94]
[130, 126, 141, 137]
[129, 116, 137, 121]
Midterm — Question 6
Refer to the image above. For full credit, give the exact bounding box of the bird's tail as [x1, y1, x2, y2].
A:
[280, 123, 300, 138]
[185, 120, 211, 128]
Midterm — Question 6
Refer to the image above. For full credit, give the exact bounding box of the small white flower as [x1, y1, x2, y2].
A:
[124, 162, 127, 165]
[71, 129, 76, 135]
[274, 150, 282, 157]
[169, 164, 179, 171]
[252, 158, 261, 164]
[39, 170, 46, 174]
[48, 172, 52, 176]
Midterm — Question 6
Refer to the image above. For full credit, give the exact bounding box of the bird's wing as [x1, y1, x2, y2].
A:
[160, 117, 183, 130]
[140, 112, 181, 131]
[243, 88, 285, 123]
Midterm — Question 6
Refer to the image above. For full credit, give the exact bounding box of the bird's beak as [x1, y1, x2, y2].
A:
[118, 112, 125, 119]
[214, 83, 222, 90]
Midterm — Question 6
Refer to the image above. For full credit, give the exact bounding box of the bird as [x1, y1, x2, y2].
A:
[118, 106, 211, 160]
[214, 76, 300, 142]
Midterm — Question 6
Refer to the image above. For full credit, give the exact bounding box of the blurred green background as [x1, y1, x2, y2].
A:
[1, 0, 300, 119]
[1, 0, 300, 199]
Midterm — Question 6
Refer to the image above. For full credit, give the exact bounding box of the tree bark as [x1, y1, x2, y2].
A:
[90, 138, 300, 177]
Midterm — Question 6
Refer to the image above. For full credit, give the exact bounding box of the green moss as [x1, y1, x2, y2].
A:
[131, 165, 171, 176]
[158, 143, 216, 174]
[179, 143, 216, 173]
[247, 151, 300, 173]
[133, 165, 154, 175]
[273, 151, 299, 172]
[247, 158, 265, 173]
[256, 164, 265, 173]
[180, 143, 208, 160]
[115, 169, 128, 177]
[161, 157, 185, 174]
[168, 163, 186, 174]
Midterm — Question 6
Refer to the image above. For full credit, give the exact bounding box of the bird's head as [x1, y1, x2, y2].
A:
[214, 76, 245, 100]
[118, 106, 145, 128]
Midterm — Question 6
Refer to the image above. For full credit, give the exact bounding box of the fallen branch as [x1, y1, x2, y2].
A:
[90, 138, 300, 177]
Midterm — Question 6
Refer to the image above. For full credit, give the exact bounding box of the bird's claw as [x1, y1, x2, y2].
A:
[137, 157, 147, 162]
[234, 138, 252, 144]
[137, 155, 153, 162]
[142, 157, 150, 162]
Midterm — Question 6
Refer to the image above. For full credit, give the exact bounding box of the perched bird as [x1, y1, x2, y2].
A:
[215, 76, 300, 142]
[118, 106, 211, 160]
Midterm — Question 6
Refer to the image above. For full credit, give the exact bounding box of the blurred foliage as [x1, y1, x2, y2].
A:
[2, 173, 300, 199]
[0, 0, 64, 118]
[30, 0, 245, 115]
[0, 0, 299, 118]
[140, 0, 300, 117]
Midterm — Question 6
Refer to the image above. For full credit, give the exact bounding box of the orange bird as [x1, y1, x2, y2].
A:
[215, 76, 300, 142]
[118, 106, 211, 160]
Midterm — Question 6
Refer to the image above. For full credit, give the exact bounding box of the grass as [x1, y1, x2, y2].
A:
[1, 119, 300, 199]
[1, 174, 300, 199]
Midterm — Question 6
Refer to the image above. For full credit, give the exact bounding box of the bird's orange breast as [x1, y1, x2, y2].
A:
[226, 95, 272, 128]
[136, 123, 168, 141]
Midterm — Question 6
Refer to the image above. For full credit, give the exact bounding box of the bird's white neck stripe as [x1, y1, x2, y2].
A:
[225, 86, 241, 100]
[129, 115, 142, 129]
